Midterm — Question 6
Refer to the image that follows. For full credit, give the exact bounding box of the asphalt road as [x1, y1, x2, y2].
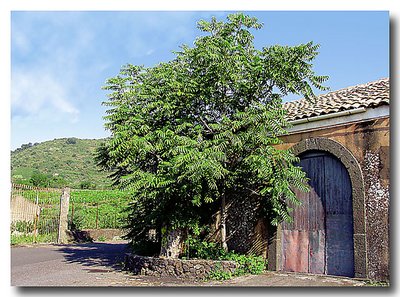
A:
[11, 241, 206, 287]
[11, 241, 134, 286]
[11, 242, 369, 287]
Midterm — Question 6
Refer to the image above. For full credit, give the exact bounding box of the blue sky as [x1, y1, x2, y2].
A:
[10, 10, 389, 150]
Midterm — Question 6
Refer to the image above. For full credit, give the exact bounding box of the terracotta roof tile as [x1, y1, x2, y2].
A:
[283, 78, 389, 121]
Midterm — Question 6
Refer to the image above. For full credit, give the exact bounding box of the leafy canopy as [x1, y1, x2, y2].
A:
[98, 13, 328, 243]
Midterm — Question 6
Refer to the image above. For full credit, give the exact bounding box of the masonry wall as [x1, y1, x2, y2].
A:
[276, 117, 390, 281]
[224, 116, 390, 281]
[124, 254, 237, 279]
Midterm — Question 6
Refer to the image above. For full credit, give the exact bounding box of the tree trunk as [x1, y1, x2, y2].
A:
[159, 225, 184, 258]
[221, 193, 228, 252]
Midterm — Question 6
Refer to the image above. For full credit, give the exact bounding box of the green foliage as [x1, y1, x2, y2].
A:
[30, 171, 50, 187]
[37, 217, 59, 234]
[66, 137, 78, 145]
[99, 13, 327, 249]
[363, 280, 390, 287]
[79, 180, 96, 189]
[191, 238, 267, 281]
[11, 221, 35, 233]
[70, 189, 132, 230]
[186, 236, 226, 260]
[11, 138, 113, 189]
[12, 187, 132, 236]
[208, 264, 233, 281]
[185, 235, 267, 276]
[11, 233, 56, 245]
[207, 252, 267, 281]
[225, 253, 267, 276]
[11, 187, 132, 245]
[97, 235, 107, 242]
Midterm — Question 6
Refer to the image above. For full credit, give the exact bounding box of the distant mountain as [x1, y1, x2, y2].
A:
[11, 138, 113, 189]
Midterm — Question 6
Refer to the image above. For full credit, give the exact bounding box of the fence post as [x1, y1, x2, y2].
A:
[33, 191, 39, 243]
[57, 187, 70, 244]
[96, 203, 99, 229]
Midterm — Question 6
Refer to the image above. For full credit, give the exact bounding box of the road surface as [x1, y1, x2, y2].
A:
[11, 242, 369, 287]
[11, 241, 134, 286]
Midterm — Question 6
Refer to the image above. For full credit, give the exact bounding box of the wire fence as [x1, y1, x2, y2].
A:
[11, 185, 132, 245]
[11, 184, 62, 244]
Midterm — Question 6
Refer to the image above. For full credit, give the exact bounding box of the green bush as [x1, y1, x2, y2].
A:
[208, 263, 233, 281]
[185, 236, 267, 280]
[97, 235, 107, 242]
[225, 253, 267, 276]
[186, 236, 227, 260]
[79, 181, 95, 189]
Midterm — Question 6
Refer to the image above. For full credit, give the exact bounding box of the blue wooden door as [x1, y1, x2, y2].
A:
[282, 150, 355, 277]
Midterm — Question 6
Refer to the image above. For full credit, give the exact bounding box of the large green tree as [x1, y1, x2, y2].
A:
[98, 13, 328, 257]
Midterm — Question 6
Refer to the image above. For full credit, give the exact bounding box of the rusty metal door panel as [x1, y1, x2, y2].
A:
[282, 154, 325, 274]
[282, 190, 309, 231]
[309, 230, 326, 274]
[282, 230, 309, 273]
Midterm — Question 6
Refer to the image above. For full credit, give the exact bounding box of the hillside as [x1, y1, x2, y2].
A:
[11, 138, 113, 189]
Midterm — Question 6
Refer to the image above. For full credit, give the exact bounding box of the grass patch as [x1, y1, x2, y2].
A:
[363, 280, 390, 287]
[11, 233, 57, 245]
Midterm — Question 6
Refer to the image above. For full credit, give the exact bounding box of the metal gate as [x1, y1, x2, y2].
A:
[11, 184, 62, 244]
[282, 150, 355, 277]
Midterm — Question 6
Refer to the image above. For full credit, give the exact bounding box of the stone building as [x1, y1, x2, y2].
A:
[227, 78, 390, 281]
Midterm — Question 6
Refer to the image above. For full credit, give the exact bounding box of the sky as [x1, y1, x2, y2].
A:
[9, 10, 389, 150]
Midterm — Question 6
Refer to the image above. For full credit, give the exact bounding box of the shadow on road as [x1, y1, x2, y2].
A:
[57, 242, 130, 270]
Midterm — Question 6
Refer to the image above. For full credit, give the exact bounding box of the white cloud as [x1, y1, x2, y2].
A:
[10, 12, 100, 124]
[11, 69, 80, 122]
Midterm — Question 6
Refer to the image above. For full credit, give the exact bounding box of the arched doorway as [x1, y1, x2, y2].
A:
[281, 150, 355, 277]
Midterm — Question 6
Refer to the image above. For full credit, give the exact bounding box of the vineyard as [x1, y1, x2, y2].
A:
[11, 184, 134, 245]
[69, 189, 133, 230]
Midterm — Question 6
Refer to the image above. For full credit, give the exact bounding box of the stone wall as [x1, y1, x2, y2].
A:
[124, 254, 237, 279]
[67, 228, 125, 242]
[82, 228, 125, 241]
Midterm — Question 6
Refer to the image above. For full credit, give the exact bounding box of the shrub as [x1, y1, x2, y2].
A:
[79, 181, 92, 189]
[208, 263, 233, 281]
[186, 236, 227, 260]
[97, 235, 107, 242]
[185, 236, 267, 280]
[225, 253, 267, 276]
[66, 138, 77, 145]
[30, 171, 50, 187]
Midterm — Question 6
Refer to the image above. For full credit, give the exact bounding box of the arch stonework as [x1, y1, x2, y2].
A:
[271, 137, 367, 278]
